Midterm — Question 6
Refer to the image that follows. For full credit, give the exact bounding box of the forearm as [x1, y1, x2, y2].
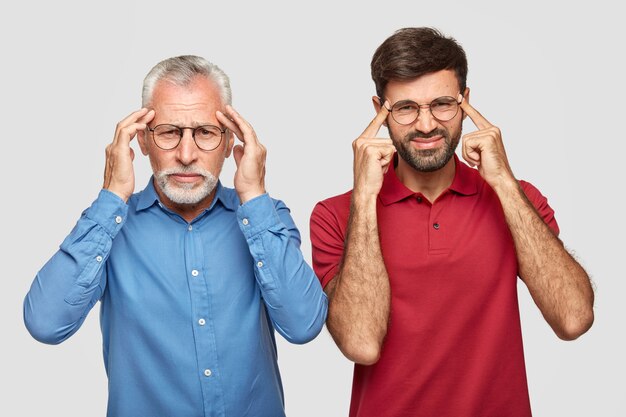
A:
[494, 180, 594, 339]
[24, 250, 104, 344]
[238, 194, 328, 344]
[24, 190, 125, 344]
[327, 194, 390, 364]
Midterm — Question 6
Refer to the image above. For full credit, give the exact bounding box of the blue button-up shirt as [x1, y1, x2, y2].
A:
[24, 180, 328, 417]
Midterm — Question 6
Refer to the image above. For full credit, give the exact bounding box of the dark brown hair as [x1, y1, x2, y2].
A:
[371, 27, 468, 100]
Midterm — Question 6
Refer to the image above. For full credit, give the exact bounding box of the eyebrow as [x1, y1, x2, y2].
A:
[392, 99, 418, 107]
[153, 121, 220, 128]
[392, 96, 457, 106]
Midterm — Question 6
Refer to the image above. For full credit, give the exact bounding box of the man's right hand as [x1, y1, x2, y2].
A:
[352, 103, 395, 202]
[103, 108, 155, 202]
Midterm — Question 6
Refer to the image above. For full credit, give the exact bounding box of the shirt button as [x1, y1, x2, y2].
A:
[198, 318, 206, 326]
[115, 216, 123, 224]
[433, 223, 440, 230]
[416, 196, 423, 203]
[242, 218, 249, 226]
[257, 261, 264, 268]
[191, 269, 199, 277]
[188, 225, 193, 231]
[96, 255, 103, 262]
[204, 369, 212, 377]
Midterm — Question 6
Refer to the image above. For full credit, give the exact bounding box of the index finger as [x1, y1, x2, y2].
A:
[114, 108, 154, 144]
[459, 99, 492, 130]
[216, 110, 244, 141]
[222, 105, 259, 145]
[361, 101, 390, 138]
[118, 108, 152, 127]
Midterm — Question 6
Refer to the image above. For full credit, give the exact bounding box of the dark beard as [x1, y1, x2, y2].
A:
[393, 128, 461, 172]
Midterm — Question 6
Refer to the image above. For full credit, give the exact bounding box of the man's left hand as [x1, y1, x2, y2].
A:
[460, 100, 516, 190]
[216, 105, 267, 203]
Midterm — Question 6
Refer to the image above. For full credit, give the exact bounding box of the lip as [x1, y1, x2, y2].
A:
[170, 173, 203, 183]
[410, 135, 444, 149]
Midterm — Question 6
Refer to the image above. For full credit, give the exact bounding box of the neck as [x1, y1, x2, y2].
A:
[153, 179, 218, 223]
[395, 156, 456, 203]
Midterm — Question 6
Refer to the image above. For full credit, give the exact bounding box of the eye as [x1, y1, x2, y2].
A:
[431, 98, 456, 111]
[154, 125, 181, 138]
[196, 127, 220, 138]
[393, 102, 419, 114]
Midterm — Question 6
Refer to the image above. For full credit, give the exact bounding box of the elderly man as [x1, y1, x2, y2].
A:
[25, 55, 327, 417]
[310, 28, 594, 417]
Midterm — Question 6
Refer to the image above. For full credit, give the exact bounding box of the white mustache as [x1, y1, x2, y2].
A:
[160, 166, 211, 178]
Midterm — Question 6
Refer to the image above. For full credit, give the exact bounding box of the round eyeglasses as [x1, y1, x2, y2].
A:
[384, 94, 463, 125]
[147, 124, 226, 151]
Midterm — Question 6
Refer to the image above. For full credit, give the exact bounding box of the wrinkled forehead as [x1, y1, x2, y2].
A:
[384, 69, 461, 103]
[150, 76, 224, 108]
[150, 77, 224, 124]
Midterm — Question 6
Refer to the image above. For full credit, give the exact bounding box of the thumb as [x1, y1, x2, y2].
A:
[233, 145, 244, 167]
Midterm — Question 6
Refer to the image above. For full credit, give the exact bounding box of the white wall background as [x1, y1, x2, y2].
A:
[2, 1, 624, 416]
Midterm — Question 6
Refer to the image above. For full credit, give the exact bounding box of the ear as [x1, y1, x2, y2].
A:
[137, 129, 149, 155]
[224, 130, 234, 158]
[372, 96, 388, 127]
[462, 87, 470, 120]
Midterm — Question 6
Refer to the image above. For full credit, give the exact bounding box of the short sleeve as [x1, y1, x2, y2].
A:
[310, 200, 348, 289]
[520, 180, 560, 235]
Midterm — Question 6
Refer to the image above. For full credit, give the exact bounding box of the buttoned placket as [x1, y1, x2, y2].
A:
[428, 192, 454, 254]
[183, 218, 225, 416]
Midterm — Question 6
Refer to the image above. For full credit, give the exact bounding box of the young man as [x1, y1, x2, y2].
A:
[310, 28, 594, 417]
[25, 55, 327, 417]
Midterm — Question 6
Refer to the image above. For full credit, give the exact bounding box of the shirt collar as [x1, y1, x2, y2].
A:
[449, 155, 480, 196]
[379, 154, 479, 206]
[136, 178, 238, 213]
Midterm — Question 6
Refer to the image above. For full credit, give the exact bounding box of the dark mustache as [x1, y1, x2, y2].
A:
[405, 128, 448, 140]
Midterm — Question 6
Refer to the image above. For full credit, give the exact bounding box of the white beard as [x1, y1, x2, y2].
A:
[155, 166, 218, 205]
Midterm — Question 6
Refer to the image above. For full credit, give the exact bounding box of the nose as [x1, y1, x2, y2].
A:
[175, 129, 198, 165]
[412, 105, 439, 134]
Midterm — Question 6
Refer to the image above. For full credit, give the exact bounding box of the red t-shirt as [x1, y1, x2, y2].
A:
[310, 156, 559, 417]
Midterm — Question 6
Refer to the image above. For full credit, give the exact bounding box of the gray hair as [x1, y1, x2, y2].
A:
[141, 55, 232, 107]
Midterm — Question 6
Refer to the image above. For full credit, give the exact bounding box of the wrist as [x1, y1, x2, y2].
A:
[351, 190, 378, 209]
[104, 185, 131, 203]
[490, 176, 525, 206]
[238, 188, 266, 204]
[490, 173, 518, 193]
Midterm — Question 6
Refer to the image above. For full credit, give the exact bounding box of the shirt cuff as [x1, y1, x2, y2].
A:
[236, 193, 282, 238]
[84, 189, 129, 238]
